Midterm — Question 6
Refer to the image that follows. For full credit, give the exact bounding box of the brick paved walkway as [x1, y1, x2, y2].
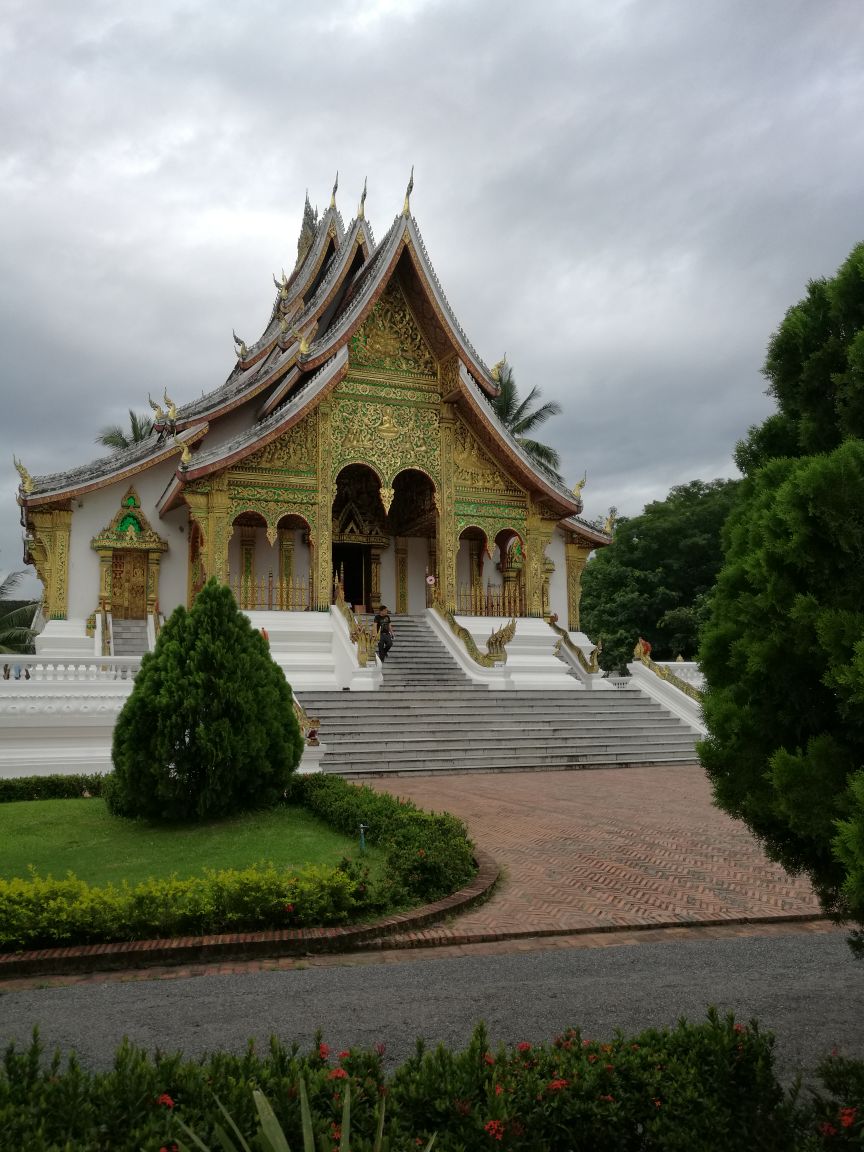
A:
[370, 764, 821, 941]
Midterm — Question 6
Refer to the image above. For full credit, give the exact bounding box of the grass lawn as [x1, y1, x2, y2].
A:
[0, 799, 380, 886]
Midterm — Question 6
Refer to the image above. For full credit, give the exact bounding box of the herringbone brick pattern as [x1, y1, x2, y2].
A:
[370, 764, 821, 939]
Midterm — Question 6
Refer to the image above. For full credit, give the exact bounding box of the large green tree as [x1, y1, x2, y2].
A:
[699, 242, 864, 943]
[96, 410, 153, 452]
[490, 361, 563, 480]
[580, 479, 739, 673]
[107, 579, 302, 822]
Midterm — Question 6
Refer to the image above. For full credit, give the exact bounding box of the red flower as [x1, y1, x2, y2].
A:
[318, 1042, 331, 1059]
[652, 1098, 662, 1109]
[156, 1093, 174, 1109]
[734, 1023, 745, 1034]
[375, 1042, 386, 1056]
[840, 1107, 857, 1128]
[517, 1041, 531, 1053]
[605, 1063, 615, 1072]
[547, 1078, 569, 1092]
[587, 1053, 597, 1063]
[599, 1094, 615, 1103]
[328, 1067, 349, 1080]
[483, 1052, 495, 1066]
[495, 1083, 504, 1095]
[819, 1121, 838, 1136]
[339, 1050, 350, 1060]
[159, 1145, 179, 1152]
[285, 903, 295, 914]
[484, 1119, 505, 1140]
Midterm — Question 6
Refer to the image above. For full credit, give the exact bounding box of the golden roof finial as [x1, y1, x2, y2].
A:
[490, 356, 507, 383]
[572, 471, 587, 499]
[330, 170, 339, 209]
[13, 456, 33, 494]
[162, 389, 177, 422]
[173, 434, 191, 468]
[358, 176, 367, 220]
[232, 330, 248, 358]
[148, 392, 165, 421]
[402, 165, 414, 216]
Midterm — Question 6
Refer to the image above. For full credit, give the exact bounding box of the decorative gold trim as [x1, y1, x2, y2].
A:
[430, 602, 516, 668]
[334, 577, 376, 666]
[547, 615, 600, 674]
[633, 638, 704, 702]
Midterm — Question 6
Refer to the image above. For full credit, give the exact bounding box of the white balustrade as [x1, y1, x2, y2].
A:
[0, 655, 141, 684]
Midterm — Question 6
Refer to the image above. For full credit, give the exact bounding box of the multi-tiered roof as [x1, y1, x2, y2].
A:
[17, 182, 609, 544]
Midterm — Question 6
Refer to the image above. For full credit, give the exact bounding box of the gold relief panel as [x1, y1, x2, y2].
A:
[349, 280, 436, 376]
[453, 416, 523, 495]
[241, 414, 318, 473]
[331, 398, 440, 487]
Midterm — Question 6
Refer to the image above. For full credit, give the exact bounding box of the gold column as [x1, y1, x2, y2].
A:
[371, 548, 382, 611]
[96, 550, 112, 612]
[395, 538, 408, 614]
[565, 535, 593, 631]
[316, 401, 334, 609]
[209, 474, 231, 586]
[240, 526, 256, 609]
[146, 551, 162, 615]
[524, 507, 555, 618]
[278, 528, 294, 609]
[437, 406, 458, 611]
[27, 506, 72, 620]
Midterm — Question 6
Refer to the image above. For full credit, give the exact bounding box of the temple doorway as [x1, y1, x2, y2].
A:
[333, 543, 372, 611]
[111, 550, 148, 619]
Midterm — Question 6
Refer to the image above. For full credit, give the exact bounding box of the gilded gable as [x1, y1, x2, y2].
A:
[350, 280, 436, 375]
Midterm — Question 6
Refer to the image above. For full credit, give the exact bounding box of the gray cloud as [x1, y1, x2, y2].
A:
[2, 0, 863, 587]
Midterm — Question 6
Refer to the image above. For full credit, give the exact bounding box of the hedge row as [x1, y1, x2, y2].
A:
[0, 773, 105, 803]
[1, 1013, 861, 1150]
[289, 772, 477, 901]
[0, 774, 477, 949]
[0, 858, 377, 950]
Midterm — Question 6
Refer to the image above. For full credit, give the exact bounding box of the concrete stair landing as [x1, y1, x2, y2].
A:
[111, 619, 149, 656]
[296, 614, 699, 776]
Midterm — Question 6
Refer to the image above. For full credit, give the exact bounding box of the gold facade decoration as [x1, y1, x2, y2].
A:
[350, 279, 436, 376]
[548, 616, 600, 674]
[90, 488, 168, 619]
[243, 416, 317, 473]
[379, 486, 394, 514]
[13, 456, 33, 494]
[330, 397, 440, 488]
[26, 506, 72, 620]
[431, 602, 517, 668]
[564, 536, 593, 632]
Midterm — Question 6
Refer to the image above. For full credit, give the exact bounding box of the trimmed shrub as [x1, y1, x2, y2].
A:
[4, 1014, 858, 1150]
[292, 774, 476, 899]
[0, 774, 105, 803]
[108, 579, 302, 822]
[0, 859, 375, 949]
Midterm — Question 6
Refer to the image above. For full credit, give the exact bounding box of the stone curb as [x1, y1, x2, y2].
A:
[0, 849, 500, 979]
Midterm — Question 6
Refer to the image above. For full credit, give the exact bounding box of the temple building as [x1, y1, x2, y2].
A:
[14, 178, 609, 652]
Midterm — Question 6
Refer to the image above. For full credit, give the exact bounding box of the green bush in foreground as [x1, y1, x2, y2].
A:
[108, 579, 302, 823]
[1, 1014, 862, 1150]
[0, 858, 376, 950]
[0, 773, 106, 803]
[292, 773, 476, 900]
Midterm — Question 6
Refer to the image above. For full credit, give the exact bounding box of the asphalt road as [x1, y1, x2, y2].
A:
[1, 931, 862, 1083]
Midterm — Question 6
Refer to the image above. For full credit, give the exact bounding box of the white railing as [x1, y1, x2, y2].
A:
[0, 655, 141, 683]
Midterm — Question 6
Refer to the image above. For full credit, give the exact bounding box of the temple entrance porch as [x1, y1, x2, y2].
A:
[227, 512, 313, 611]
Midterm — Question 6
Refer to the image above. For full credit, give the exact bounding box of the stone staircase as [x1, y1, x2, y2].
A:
[296, 614, 699, 776]
[111, 618, 150, 656]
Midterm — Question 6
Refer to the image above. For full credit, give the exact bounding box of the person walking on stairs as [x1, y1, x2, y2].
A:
[374, 604, 394, 661]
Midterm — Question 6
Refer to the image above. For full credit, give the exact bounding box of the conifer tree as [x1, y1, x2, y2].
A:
[699, 242, 864, 944]
[107, 579, 302, 822]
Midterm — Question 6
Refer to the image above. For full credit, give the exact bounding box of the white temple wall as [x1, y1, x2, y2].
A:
[195, 400, 258, 454]
[159, 504, 190, 614]
[379, 544, 396, 609]
[406, 537, 428, 612]
[547, 529, 568, 623]
[65, 459, 181, 620]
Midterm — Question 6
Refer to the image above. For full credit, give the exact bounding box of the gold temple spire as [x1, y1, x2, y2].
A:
[330, 171, 339, 209]
[13, 456, 33, 494]
[402, 165, 414, 216]
[358, 177, 367, 220]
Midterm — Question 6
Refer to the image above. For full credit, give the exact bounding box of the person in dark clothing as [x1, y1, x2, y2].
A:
[373, 605, 394, 661]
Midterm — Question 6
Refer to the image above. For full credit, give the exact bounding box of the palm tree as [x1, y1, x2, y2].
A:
[96, 410, 153, 452]
[490, 361, 563, 481]
[0, 571, 38, 655]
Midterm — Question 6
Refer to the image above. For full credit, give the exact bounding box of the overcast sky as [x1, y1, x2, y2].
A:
[2, 0, 863, 590]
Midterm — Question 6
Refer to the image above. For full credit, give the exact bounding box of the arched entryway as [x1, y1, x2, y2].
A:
[228, 511, 314, 610]
[331, 464, 388, 612]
